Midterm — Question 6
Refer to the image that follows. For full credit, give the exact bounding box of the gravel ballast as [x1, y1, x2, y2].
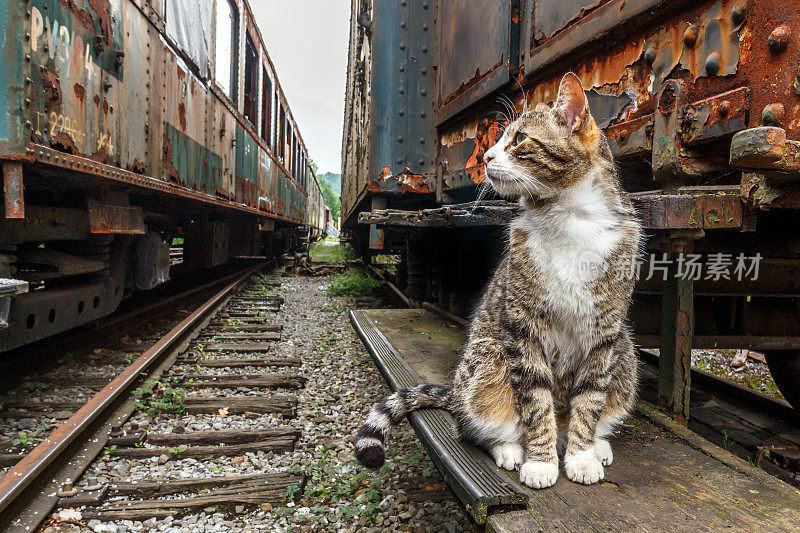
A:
[44, 272, 476, 533]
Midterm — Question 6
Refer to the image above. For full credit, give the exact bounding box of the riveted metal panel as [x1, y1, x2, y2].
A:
[0, 0, 26, 156]
[405, 0, 437, 177]
[368, 0, 409, 179]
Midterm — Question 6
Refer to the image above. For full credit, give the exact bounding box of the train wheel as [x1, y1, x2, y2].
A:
[765, 351, 800, 408]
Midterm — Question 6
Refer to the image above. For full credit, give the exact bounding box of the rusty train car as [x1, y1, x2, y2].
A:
[0, 0, 326, 352]
[342, 0, 800, 414]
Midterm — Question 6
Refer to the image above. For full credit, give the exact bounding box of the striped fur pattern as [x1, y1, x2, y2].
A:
[355, 73, 640, 489]
[355, 384, 452, 468]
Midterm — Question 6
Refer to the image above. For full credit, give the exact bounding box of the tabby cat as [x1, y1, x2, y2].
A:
[355, 73, 640, 488]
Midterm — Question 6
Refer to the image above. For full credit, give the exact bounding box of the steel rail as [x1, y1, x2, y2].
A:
[0, 262, 265, 523]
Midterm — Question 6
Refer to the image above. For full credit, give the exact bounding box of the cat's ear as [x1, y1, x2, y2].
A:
[555, 73, 588, 132]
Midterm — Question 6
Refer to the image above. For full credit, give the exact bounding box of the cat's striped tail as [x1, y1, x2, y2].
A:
[355, 384, 453, 468]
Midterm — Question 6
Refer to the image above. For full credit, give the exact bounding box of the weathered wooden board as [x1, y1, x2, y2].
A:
[362, 308, 800, 532]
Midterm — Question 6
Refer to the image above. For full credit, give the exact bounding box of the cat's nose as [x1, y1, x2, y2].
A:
[483, 151, 495, 164]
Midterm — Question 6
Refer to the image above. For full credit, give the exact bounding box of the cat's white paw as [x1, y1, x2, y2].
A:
[519, 461, 558, 489]
[491, 442, 524, 471]
[595, 439, 613, 466]
[564, 449, 604, 485]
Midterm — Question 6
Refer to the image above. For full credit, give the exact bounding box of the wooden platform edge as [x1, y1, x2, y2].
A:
[636, 401, 800, 498]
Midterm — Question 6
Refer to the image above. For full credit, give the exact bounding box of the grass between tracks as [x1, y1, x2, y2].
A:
[310, 237, 355, 265]
[326, 269, 382, 299]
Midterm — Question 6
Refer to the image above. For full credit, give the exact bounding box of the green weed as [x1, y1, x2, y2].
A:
[326, 270, 382, 298]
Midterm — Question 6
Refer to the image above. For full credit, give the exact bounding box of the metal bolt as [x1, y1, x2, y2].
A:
[422, 46, 428, 53]
[399, 110, 405, 116]
[768, 25, 790, 54]
[400, 22, 406, 29]
[400, 0, 406, 5]
[398, 136, 404, 143]
[419, 159, 425, 166]
[398, 87, 404, 94]
[684, 25, 699, 46]
[420, 111, 427, 118]
[423, 24, 429, 31]
[718, 100, 731, 117]
[399, 65, 405, 72]
[423, 1, 429, 8]
[644, 46, 657, 65]
[705, 51, 721, 75]
[419, 138, 426, 144]
[421, 89, 427, 96]
[399, 43, 406, 50]
[761, 103, 785, 126]
[421, 68, 427, 75]
[24, 98, 30, 107]
[397, 157, 404, 165]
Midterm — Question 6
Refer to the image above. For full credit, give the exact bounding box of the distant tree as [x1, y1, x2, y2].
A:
[319, 179, 341, 221]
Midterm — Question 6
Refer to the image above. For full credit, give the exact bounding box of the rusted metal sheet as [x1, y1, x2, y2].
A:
[0, 0, 312, 228]
[0, 1, 27, 157]
[533, 1, 607, 42]
[86, 200, 145, 234]
[2, 163, 24, 219]
[437, 0, 519, 124]
[682, 87, 749, 147]
[633, 190, 744, 229]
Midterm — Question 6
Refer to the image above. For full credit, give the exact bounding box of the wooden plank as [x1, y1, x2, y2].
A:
[179, 375, 306, 390]
[144, 428, 300, 447]
[189, 357, 302, 368]
[204, 324, 282, 332]
[184, 395, 297, 415]
[108, 472, 301, 498]
[82, 475, 304, 520]
[202, 344, 274, 353]
[360, 308, 800, 531]
[197, 332, 281, 341]
[109, 439, 296, 459]
[487, 511, 547, 533]
[0, 453, 24, 467]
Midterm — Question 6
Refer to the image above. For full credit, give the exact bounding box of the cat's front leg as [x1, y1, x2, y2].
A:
[508, 342, 559, 489]
[564, 342, 614, 485]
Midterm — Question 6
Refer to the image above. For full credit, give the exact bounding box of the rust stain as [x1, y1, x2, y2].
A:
[56, 0, 95, 33]
[90, 142, 109, 165]
[50, 132, 78, 155]
[465, 118, 505, 183]
[102, 99, 109, 115]
[163, 138, 180, 184]
[73, 83, 86, 102]
[41, 68, 63, 109]
[178, 102, 187, 131]
[127, 160, 147, 175]
[88, 0, 114, 48]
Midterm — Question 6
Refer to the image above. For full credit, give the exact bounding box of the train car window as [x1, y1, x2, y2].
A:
[166, 0, 212, 76]
[243, 34, 259, 126]
[273, 92, 279, 151]
[262, 67, 272, 146]
[215, 0, 238, 101]
[279, 106, 287, 163]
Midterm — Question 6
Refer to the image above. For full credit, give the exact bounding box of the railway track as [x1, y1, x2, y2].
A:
[0, 264, 309, 531]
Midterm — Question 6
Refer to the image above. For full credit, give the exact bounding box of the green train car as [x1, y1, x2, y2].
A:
[0, 0, 326, 351]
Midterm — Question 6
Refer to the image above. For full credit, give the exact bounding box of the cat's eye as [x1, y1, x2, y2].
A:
[513, 132, 528, 146]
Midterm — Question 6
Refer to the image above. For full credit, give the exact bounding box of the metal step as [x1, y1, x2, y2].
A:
[349, 310, 528, 524]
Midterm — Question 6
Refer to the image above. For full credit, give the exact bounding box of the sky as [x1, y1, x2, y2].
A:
[251, 1, 351, 175]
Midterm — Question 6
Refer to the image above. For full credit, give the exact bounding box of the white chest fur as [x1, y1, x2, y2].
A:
[512, 180, 625, 373]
